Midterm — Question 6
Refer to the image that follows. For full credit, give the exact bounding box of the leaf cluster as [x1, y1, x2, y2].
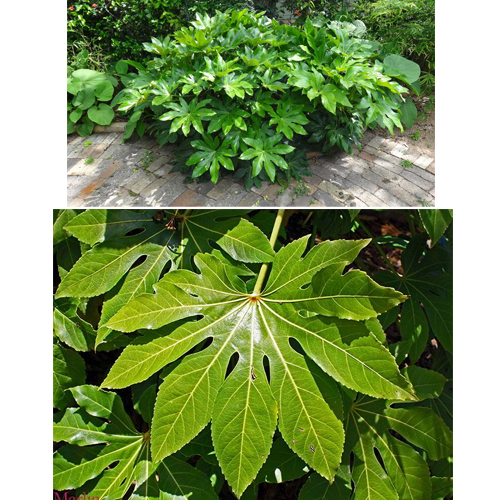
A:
[67, 69, 119, 136]
[53, 209, 452, 500]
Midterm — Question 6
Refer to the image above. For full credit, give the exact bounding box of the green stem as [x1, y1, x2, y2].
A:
[358, 220, 399, 276]
[252, 209, 286, 295]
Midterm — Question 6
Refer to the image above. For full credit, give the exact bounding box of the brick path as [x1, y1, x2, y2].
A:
[67, 130, 435, 208]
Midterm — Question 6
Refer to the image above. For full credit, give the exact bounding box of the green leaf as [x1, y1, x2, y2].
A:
[53, 386, 143, 494]
[347, 397, 449, 500]
[403, 366, 447, 401]
[187, 134, 236, 183]
[431, 477, 453, 500]
[53, 298, 96, 351]
[299, 472, 351, 500]
[53, 344, 86, 410]
[383, 54, 421, 84]
[100, 232, 413, 495]
[376, 235, 452, 353]
[87, 103, 114, 126]
[400, 98, 418, 128]
[419, 209, 453, 247]
[131, 456, 219, 500]
[240, 134, 294, 182]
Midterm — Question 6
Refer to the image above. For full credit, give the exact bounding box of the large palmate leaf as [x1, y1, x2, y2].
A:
[159, 97, 215, 136]
[187, 134, 237, 183]
[53, 385, 218, 500]
[376, 234, 453, 355]
[101, 232, 413, 497]
[240, 133, 295, 181]
[344, 394, 452, 500]
[55, 209, 272, 347]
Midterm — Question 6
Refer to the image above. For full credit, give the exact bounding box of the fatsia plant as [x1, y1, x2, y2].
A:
[53, 208, 453, 500]
[74, 210, 415, 497]
[113, 9, 420, 188]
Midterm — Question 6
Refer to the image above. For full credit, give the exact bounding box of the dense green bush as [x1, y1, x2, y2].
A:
[113, 9, 419, 188]
[351, 0, 435, 75]
[67, 0, 186, 61]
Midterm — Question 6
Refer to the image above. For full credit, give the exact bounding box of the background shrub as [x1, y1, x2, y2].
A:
[67, 0, 281, 63]
[351, 0, 435, 73]
[67, 0, 186, 62]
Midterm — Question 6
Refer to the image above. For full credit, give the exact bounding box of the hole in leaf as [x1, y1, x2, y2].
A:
[124, 227, 146, 237]
[263, 355, 271, 384]
[373, 446, 388, 474]
[130, 255, 147, 270]
[225, 352, 240, 378]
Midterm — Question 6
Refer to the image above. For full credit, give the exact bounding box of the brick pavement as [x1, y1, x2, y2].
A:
[67, 131, 435, 208]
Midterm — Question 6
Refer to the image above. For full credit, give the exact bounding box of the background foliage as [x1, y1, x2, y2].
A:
[53, 208, 452, 500]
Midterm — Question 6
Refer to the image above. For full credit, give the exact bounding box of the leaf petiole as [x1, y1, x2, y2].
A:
[252, 209, 286, 295]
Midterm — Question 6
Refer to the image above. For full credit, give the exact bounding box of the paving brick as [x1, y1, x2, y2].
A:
[399, 169, 434, 191]
[148, 156, 171, 173]
[148, 175, 190, 206]
[414, 154, 434, 169]
[427, 161, 435, 174]
[261, 183, 285, 202]
[99, 162, 123, 179]
[237, 192, 262, 206]
[312, 188, 344, 207]
[90, 141, 112, 159]
[410, 166, 435, 183]
[206, 178, 233, 200]
[398, 178, 429, 200]
[367, 136, 385, 149]
[349, 197, 369, 207]
[361, 131, 375, 144]
[363, 145, 381, 156]
[292, 195, 314, 206]
[373, 188, 406, 207]
[222, 184, 252, 206]
[127, 171, 158, 194]
[190, 181, 215, 196]
[169, 189, 203, 206]
[382, 183, 420, 206]
[361, 169, 398, 190]
[76, 177, 107, 200]
[274, 189, 294, 206]
[390, 143, 410, 159]
[379, 139, 399, 153]
[309, 161, 350, 180]
[359, 151, 376, 162]
[67, 158, 79, 172]
[250, 181, 270, 195]
[357, 191, 386, 206]
[430, 187, 435, 197]
[140, 178, 168, 199]
[346, 173, 379, 194]
[303, 173, 322, 186]
[317, 180, 353, 202]
[309, 200, 327, 207]
[373, 158, 404, 175]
